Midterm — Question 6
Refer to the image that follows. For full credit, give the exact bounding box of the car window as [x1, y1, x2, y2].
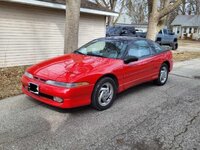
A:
[127, 40, 151, 58]
[163, 29, 168, 34]
[85, 41, 105, 53]
[150, 41, 164, 53]
[77, 40, 128, 59]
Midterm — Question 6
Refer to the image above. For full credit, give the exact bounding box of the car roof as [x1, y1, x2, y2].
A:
[97, 36, 146, 41]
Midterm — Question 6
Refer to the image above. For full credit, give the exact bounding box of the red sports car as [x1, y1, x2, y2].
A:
[21, 37, 173, 110]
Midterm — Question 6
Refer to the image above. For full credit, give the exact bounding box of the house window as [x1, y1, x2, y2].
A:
[194, 28, 197, 33]
[189, 28, 192, 33]
[183, 28, 186, 33]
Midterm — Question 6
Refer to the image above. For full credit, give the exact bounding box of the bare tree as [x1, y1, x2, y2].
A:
[126, 0, 148, 23]
[178, 0, 187, 14]
[64, 0, 81, 54]
[146, 0, 183, 40]
[95, 0, 126, 25]
[174, 0, 200, 16]
[113, 0, 127, 24]
[195, 0, 200, 14]
[95, 0, 117, 25]
[186, 0, 200, 14]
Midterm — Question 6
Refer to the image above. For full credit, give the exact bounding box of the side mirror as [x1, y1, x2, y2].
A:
[124, 56, 138, 64]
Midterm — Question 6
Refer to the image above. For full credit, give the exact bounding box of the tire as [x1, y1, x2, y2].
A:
[154, 63, 169, 86]
[91, 77, 117, 111]
[156, 38, 162, 45]
[171, 42, 178, 50]
[156, 37, 162, 42]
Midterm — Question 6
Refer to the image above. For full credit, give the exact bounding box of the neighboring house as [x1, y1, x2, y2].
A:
[0, 0, 117, 67]
[171, 15, 200, 40]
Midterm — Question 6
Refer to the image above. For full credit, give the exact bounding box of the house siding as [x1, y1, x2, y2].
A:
[79, 14, 106, 47]
[0, 2, 106, 67]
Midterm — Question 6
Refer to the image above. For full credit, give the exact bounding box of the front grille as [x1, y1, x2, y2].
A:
[39, 92, 54, 100]
[25, 86, 53, 100]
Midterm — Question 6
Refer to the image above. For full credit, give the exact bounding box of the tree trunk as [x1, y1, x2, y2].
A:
[146, 0, 182, 40]
[146, 14, 159, 40]
[146, 0, 158, 40]
[107, 16, 114, 26]
[64, 0, 81, 54]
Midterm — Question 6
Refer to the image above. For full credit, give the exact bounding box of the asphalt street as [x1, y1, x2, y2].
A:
[0, 59, 200, 150]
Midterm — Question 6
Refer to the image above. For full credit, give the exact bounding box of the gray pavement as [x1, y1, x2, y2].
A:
[0, 59, 200, 150]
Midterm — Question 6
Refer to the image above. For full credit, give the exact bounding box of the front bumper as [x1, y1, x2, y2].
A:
[21, 75, 94, 108]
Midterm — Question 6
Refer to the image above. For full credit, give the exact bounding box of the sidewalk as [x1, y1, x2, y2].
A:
[172, 58, 200, 78]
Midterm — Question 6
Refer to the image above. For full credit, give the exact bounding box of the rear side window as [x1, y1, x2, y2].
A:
[127, 40, 151, 58]
[150, 42, 164, 53]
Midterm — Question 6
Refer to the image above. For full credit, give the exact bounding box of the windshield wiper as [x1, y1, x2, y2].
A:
[74, 50, 85, 55]
[87, 53, 106, 58]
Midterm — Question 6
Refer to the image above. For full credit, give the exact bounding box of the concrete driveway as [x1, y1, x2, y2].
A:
[0, 59, 200, 150]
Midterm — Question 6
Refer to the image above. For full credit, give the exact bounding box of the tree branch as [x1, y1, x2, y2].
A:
[113, 0, 126, 24]
[95, 0, 102, 7]
[158, 0, 183, 19]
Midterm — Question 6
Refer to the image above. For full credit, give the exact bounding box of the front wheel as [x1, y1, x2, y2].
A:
[91, 77, 117, 111]
[171, 42, 178, 50]
[154, 64, 169, 86]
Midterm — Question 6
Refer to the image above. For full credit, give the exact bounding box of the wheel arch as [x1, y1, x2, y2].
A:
[162, 61, 170, 71]
[96, 73, 119, 89]
[156, 37, 162, 42]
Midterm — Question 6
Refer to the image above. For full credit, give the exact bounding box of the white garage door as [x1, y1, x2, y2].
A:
[0, 2, 65, 67]
[0, 2, 106, 67]
[79, 14, 106, 47]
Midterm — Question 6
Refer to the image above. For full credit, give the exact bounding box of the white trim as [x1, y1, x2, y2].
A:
[80, 8, 118, 17]
[3, 0, 118, 16]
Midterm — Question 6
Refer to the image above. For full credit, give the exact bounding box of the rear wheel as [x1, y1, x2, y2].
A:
[154, 64, 169, 86]
[91, 77, 117, 110]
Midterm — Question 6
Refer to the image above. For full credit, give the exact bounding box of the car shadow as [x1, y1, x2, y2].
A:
[27, 81, 155, 114]
[116, 81, 154, 100]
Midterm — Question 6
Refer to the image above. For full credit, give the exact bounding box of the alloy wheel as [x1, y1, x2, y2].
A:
[98, 82, 114, 107]
[160, 66, 168, 84]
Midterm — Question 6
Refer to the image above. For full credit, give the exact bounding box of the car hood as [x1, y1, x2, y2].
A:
[27, 53, 120, 82]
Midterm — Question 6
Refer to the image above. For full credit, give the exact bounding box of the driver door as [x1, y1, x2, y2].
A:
[123, 40, 155, 90]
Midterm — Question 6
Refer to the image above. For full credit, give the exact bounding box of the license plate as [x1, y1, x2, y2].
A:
[28, 83, 39, 95]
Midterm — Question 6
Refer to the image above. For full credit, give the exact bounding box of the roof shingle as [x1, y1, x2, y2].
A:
[38, 0, 113, 12]
[171, 15, 200, 27]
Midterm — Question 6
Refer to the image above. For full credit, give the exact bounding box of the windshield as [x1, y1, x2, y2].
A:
[74, 40, 128, 59]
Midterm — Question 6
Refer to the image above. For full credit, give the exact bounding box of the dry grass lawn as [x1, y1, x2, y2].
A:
[0, 66, 29, 99]
[173, 51, 200, 62]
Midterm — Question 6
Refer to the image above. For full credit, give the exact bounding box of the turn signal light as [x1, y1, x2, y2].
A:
[53, 97, 63, 103]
